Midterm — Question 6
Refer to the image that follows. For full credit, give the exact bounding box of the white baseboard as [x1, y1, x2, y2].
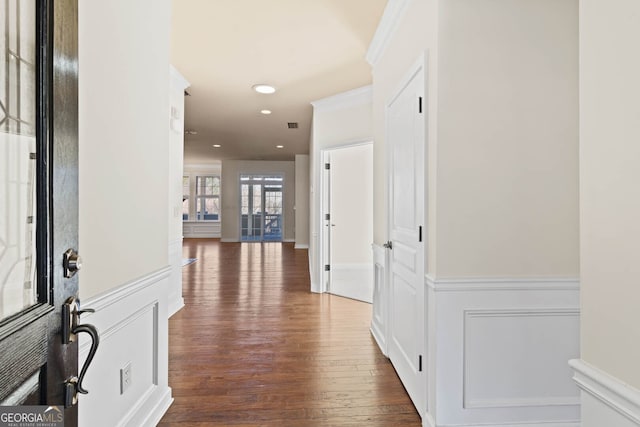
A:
[284, 238, 295, 243]
[167, 298, 184, 318]
[78, 267, 173, 427]
[294, 243, 309, 249]
[424, 276, 580, 426]
[570, 359, 640, 427]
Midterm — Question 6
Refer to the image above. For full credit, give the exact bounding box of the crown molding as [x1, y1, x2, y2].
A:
[169, 64, 190, 90]
[366, 0, 412, 67]
[310, 85, 372, 112]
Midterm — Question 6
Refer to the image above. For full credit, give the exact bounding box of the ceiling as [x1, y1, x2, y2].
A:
[171, 0, 388, 163]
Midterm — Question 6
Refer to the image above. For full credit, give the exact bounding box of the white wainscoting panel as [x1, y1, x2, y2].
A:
[182, 221, 221, 238]
[570, 359, 640, 427]
[370, 244, 388, 356]
[78, 267, 173, 427]
[424, 276, 580, 427]
[167, 238, 184, 317]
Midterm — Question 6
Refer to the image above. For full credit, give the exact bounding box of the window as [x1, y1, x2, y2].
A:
[196, 176, 220, 221]
[182, 176, 190, 220]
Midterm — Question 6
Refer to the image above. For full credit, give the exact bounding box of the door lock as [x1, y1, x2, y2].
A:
[63, 248, 82, 278]
[62, 297, 100, 407]
[383, 240, 393, 250]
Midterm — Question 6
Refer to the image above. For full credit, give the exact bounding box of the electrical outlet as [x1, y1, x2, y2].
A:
[120, 362, 132, 394]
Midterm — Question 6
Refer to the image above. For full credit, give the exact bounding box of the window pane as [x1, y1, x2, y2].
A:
[252, 184, 262, 214]
[0, 0, 38, 319]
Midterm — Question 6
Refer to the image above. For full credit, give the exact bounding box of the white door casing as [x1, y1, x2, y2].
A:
[386, 54, 427, 416]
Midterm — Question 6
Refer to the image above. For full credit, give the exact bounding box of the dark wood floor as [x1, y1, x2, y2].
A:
[158, 239, 421, 427]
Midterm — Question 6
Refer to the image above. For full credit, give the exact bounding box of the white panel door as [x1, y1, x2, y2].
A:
[327, 144, 374, 303]
[387, 60, 426, 416]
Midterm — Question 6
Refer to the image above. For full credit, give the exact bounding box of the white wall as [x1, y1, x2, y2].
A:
[294, 154, 310, 248]
[220, 160, 295, 242]
[577, 0, 640, 412]
[79, 0, 170, 299]
[78, 1, 173, 425]
[436, 0, 579, 278]
[309, 86, 373, 292]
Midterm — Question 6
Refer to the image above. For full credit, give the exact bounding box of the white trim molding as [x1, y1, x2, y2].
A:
[366, 0, 412, 66]
[426, 275, 580, 292]
[311, 85, 372, 112]
[422, 276, 580, 426]
[294, 243, 309, 250]
[370, 243, 388, 356]
[570, 359, 640, 426]
[78, 267, 173, 427]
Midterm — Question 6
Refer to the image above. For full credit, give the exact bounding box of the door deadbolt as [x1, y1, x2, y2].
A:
[63, 248, 82, 278]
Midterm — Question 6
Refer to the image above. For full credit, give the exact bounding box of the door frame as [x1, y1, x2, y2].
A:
[385, 51, 429, 416]
[318, 139, 373, 294]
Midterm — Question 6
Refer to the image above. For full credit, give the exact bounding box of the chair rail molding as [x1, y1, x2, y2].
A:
[570, 359, 640, 427]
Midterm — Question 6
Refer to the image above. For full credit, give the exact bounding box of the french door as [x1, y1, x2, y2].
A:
[0, 1, 97, 425]
[240, 175, 283, 242]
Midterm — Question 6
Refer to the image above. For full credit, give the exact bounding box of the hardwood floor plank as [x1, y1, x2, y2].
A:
[158, 239, 421, 426]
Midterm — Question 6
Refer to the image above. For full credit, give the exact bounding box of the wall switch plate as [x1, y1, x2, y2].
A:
[120, 362, 132, 394]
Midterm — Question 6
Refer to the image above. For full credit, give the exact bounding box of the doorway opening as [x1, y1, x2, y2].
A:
[240, 174, 283, 242]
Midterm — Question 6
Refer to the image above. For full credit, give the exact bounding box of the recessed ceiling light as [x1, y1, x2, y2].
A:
[212, 144, 221, 148]
[260, 109, 272, 115]
[276, 145, 284, 149]
[253, 84, 276, 94]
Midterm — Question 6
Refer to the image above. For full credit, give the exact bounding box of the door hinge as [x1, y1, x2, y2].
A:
[418, 226, 422, 242]
[325, 163, 330, 170]
[419, 355, 423, 372]
[324, 264, 330, 271]
[325, 213, 330, 221]
[418, 97, 423, 113]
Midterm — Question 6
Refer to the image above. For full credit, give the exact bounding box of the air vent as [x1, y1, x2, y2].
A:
[287, 122, 298, 129]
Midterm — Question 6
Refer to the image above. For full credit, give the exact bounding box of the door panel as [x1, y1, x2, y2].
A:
[325, 144, 374, 303]
[0, 1, 88, 424]
[387, 60, 426, 416]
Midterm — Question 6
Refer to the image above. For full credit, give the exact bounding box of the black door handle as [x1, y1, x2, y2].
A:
[62, 297, 100, 407]
[73, 323, 100, 394]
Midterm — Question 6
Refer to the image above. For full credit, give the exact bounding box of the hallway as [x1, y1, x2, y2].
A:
[158, 239, 421, 426]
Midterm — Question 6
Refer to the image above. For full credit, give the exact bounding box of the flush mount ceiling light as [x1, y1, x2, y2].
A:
[212, 144, 221, 148]
[260, 109, 272, 115]
[252, 84, 276, 94]
[276, 145, 284, 149]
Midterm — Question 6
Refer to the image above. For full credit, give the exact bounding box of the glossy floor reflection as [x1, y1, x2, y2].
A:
[158, 239, 421, 426]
